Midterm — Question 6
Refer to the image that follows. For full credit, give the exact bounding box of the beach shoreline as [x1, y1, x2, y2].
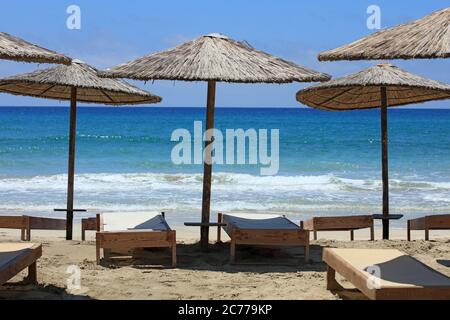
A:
[1, 224, 449, 300]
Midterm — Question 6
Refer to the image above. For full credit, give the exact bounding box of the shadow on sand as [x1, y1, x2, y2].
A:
[101, 242, 328, 273]
[0, 282, 94, 300]
[2, 242, 330, 299]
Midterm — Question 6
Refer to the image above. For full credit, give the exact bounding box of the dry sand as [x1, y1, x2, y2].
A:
[1, 224, 450, 300]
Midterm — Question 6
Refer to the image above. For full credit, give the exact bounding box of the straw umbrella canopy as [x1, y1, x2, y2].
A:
[0, 59, 162, 239]
[319, 7, 449, 61]
[297, 63, 450, 239]
[0, 32, 71, 65]
[101, 33, 331, 249]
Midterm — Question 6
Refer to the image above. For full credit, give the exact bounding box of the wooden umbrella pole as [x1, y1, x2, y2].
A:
[380, 86, 390, 240]
[66, 86, 77, 240]
[200, 80, 216, 250]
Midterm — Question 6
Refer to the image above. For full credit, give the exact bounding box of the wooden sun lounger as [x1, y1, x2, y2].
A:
[0, 216, 66, 241]
[96, 213, 176, 267]
[323, 248, 450, 300]
[218, 213, 310, 264]
[301, 215, 374, 241]
[81, 217, 99, 241]
[0, 243, 42, 286]
[407, 215, 450, 241]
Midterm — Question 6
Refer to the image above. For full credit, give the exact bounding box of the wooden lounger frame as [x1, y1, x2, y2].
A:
[95, 213, 177, 267]
[81, 217, 99, 241]
[218, 213, 310, 263]
[0, 216, 66, 241]
[323, 248, 450, 300]
[0, 243, 42, 286]
[301, 215, 374, 241]
[407, 215, 450, 241]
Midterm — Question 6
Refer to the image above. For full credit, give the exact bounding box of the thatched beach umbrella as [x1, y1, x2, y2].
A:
[0, 59, 162, 239]
[101, 33, 331, 249]
[318, 7, 449, 61]
[297, 64, 450, 239]
[0, 32, 71, 64]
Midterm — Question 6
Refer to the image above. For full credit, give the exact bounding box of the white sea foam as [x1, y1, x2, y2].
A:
[0, 172, 449, 218]
[0, 172, 449, 192]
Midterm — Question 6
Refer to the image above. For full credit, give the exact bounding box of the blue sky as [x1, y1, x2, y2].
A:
[0, 0, 448, 108]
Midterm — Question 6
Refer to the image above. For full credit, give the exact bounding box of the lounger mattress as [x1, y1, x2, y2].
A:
[223, 214, 299, 230]
[102, 213, 171, 232]
[326, 248, 450, 288]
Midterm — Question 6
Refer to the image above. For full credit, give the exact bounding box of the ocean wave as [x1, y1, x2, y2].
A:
[0, 172, 450, 193]
[0, 172, 449, 217]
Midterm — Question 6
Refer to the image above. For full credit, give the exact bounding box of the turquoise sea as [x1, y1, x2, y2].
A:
[1, 106, 450, 227]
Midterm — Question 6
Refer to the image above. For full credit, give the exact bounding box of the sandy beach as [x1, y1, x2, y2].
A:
[1, 224, 449, 300]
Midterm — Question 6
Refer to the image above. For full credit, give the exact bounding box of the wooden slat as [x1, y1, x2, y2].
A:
[229, 228, 309, 264]
[426, 215, 450, 229]
[81, 217, 97, 241]
[0, 216, 66, 241]
[409, 217, 427, 230]
[96, 231, 176, 266]
[29, 217, 66, 230]
[408, 215, 450, 241]
[98, 231, 171, 242]
[102, 241, 172, 250]
[0, 216, 28, 229]
[0, 243, 42, 286]
[234, 229, 309, 246]
[304, 215, 373, 231]
[82, 218, 97, 231]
